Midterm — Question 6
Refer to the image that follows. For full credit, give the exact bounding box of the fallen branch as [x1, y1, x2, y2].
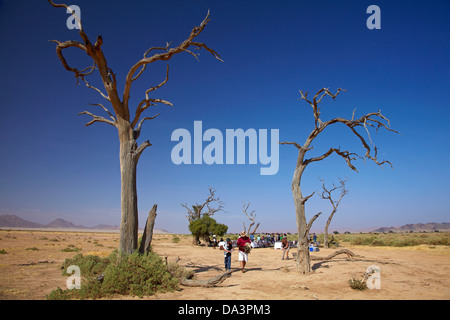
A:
[311, 249, 358, 260]
[165, 255, 232, 287]
[180, 271, 232, 287]
[292, 249, 359, 261]
[16, 259, 55, 266]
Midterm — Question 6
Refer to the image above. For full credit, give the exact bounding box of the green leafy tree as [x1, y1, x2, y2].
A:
[188, 216, 228, 244]
[182, 187, 224, 245]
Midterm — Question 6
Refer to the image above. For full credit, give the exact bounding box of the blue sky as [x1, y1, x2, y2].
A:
[0, 0, 449, 234]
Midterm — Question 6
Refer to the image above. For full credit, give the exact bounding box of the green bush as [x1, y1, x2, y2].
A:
[189, 215, 228, 242]
[61, 244, 81, 252]
[60, 253, 113, 277]
[48, 251, 180, 300]
[333, 232, 450, 247]
[101, 251, 178, 297]
[348, 278, 367, 290]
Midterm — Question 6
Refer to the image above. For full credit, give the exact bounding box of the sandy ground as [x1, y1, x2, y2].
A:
[0, 230, 449, 300]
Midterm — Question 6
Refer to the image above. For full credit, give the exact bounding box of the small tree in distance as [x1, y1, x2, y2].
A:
[319, 178, 348, 248]
[242, 202, 260, 236]
[182, 187, 224, 245]
[189, 216, 228, 245]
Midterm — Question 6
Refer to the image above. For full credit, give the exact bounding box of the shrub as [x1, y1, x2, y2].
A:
[101, 251, 179, 297]
[349, 278, 367, 290]
[60, 253, 113, 277]
[189, 215, 228, 242]
[172, 236, 180, 243]
[48, 251, 180, 299]
[61, 244, 81, 252]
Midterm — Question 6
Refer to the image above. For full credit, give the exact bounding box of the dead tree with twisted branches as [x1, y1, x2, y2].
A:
[280, 88, 397, 273]
[319, 178, 348, 248]
[48, 1, 222, 254]
[242, 202, 260, 236]
[182, 187, 224, 245]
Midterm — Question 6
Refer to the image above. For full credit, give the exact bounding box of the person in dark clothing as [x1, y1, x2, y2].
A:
[224, 238, 233, 271]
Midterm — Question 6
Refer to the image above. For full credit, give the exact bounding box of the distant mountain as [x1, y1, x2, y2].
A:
[0, 214, 173, 233]
[0, 214, 44, 228]
[373, 222, 450, 233]
[0, 214, 119, 230]
[45, 218, 85, 229]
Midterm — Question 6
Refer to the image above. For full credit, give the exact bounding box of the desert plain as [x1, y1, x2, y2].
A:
[0, 229, 449, 300]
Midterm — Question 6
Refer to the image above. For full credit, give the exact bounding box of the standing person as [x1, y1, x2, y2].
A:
[224, 238, 233, 271]
[237, 231, 251, 273]
[213, 235, 217, 249]
[281, 236, 290, 260]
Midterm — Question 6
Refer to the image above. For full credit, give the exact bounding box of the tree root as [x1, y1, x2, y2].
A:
[311, 249, 358, 260]
[180, 271, 232, 287]
[165, 255, 232, 287]
[292, 249, 360, 261]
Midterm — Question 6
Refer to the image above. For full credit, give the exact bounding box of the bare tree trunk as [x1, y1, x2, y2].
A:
[192, 235, 200, 246]
[139, 204, 158, 254]
[118, 119, 139, 253]
[292, 150, 314, 274]
[295, 197, 311, 273]
[323, 211, 335, 249]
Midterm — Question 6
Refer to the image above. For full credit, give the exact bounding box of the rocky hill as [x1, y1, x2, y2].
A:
[0, 214, 172, 233]
[373, 222, 450, 233]
[0, 214, 119, 230]
[0, 214, 44, 228]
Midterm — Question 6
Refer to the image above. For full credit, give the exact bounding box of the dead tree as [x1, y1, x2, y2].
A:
[48, 1, 222, 254]
[280, 88, 397, 273]
[138, 204, 158, 254]
[242, 202, 260, 236]
[319, 178, 348, 248]
[182, 187, 224, 245]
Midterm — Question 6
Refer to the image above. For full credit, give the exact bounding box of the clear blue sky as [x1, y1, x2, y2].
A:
[0, 0, 449, 234]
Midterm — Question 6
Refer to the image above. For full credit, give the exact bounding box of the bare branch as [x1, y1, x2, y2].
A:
[306, 212, 322, 235]
[319, 178, 348, 209]
[80, 76, 110, 101]
[183, 187, 224, 222]
[304, 147, 361, 172]
[300, 88, 346, 128]
[133, 114, 160, 139]
[123, 10, 222, 111]
[300, 93, 398, 171]
[135, 140, 152, 162]
[132, 65, 171, 128]
[78, 110, 117, 128]
[48, 0, 82, 30]
[242, 202, 260, 235]
[279, 141, 302, 150]
[145, 64, 170, 96]
[88, 103, 116, 122]
[302, 191, 315, 204]
[50, 40, 91, 84]
[132, 43, 172, 82]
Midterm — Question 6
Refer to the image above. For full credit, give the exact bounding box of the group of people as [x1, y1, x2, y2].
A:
[249, 232, 291, 248]
[218, 231, 293, 272]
